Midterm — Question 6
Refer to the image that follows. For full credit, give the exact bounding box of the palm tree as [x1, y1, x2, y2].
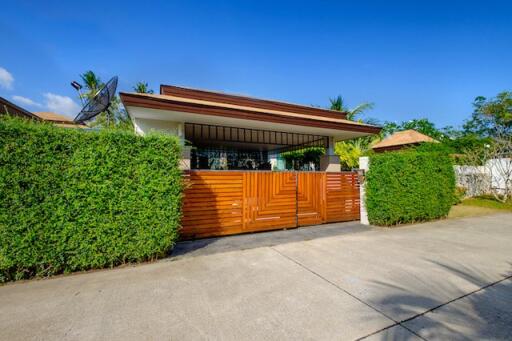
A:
[133, 82, 154, 94]
[80, 71, 103, 100]
[329, 95, 374, 121]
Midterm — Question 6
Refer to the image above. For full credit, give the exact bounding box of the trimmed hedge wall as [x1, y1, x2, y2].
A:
[0, 117, 182, 282]
[365, 149, 455, 226]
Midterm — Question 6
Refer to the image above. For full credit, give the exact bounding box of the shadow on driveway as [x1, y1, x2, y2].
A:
[366, 261, 512, 340]
[169, 221, 372, 260]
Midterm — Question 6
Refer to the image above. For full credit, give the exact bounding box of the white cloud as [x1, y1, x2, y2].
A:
[0, 67, 14, 89]
[43, 93, 81, 117]
[12, 95, 42, 108]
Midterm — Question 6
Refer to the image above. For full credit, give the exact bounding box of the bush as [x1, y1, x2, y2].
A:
[0, 117, 182, 282]
[365, 149, 455, 225]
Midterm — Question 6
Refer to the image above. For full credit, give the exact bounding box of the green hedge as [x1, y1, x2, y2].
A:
[0, 117, 182, 282]
[365, 149, 455, 226]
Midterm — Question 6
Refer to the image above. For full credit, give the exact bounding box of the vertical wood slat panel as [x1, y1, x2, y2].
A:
[181, 171, 360, 239]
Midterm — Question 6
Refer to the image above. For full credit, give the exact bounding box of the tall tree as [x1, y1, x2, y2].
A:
[463, 91, 512, 137]
[133, 82, 154, 94]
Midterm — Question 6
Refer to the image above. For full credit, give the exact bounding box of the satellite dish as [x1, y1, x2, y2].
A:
[73, 76, 118, 124]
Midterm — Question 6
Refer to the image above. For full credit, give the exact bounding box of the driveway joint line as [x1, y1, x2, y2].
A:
[269, 246, 427, 341]
[398, 274, 512, 325]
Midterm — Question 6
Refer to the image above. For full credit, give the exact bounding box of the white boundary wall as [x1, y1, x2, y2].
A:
[454, 158, 511, 197]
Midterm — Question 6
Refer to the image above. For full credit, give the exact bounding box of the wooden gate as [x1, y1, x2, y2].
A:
[181, 171, 360, 239]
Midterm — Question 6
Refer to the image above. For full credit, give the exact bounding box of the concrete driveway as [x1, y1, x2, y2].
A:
[1, 214, 511, 340]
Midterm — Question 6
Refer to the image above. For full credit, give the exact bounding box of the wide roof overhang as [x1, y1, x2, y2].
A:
[120, 91, 381, 141]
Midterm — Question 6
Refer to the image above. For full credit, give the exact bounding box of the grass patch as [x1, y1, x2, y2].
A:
[461, 196, 512, 210]
[449, 196, 512, 219]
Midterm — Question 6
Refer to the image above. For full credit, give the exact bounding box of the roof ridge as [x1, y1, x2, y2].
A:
[159, 84, 349, 116]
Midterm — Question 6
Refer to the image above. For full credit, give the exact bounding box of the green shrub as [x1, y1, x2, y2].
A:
[0, 117, 182, 282]
[365, 149, 455, 226]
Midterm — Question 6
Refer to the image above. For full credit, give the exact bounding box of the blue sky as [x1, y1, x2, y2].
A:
[1, 1, 511, 127]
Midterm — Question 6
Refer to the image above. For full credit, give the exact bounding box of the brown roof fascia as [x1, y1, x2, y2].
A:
[372, 143, 421, 152]
[121, 92, 381, 134]
[0, 97, 41, 120]
[160, 84, 349, 120]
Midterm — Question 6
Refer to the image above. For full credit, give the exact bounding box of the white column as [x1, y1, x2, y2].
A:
[327, 136, 335, 155]
[177, 122, 185, 145]
[320, 137, 341, 172]
[359, 156, 370, 225]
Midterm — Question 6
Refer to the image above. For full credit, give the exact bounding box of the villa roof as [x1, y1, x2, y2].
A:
[372, 129, 437, 151]
[32, 112, 73, 123]
[160, 84, 351, 120]
[0, 96, 40, 120]
[32, 112, 86, 128]
[120, 88, 381, 135]
[0, 98, 84, 128]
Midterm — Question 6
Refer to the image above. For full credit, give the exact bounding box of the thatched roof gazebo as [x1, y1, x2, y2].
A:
[371, 129, 438, 152]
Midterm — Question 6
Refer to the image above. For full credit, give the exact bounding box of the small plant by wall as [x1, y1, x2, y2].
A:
[0, 117, 182, 282]
[365, 148, 455, 226]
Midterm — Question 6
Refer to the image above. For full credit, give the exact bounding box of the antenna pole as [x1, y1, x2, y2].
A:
[77, 90, 85, 106]
[106, 108, 113, 128]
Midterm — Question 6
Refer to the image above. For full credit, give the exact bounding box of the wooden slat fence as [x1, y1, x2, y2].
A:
[181, 170, 360, 239]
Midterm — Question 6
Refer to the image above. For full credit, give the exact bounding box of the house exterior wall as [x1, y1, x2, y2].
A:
[133, 117, 184, 141]
[132, 118, 190, 170]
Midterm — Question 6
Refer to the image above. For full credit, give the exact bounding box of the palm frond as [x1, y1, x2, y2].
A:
[329, 95, 347, 112]
[350, 102, 374, 116]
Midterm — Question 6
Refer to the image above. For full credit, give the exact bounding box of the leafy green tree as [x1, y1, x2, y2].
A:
[381, 118, 446, 140]
[445, 134, 491, 157]
[133, 82, 154, 94]
[463, 91, 512, 136]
